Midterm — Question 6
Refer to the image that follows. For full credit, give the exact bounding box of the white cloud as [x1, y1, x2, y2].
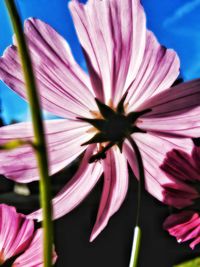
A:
[164, 0, 200, 27]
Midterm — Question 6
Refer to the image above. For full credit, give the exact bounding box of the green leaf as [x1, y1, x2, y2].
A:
[0, 140, 32, 150]
[174, 257, 200, 267]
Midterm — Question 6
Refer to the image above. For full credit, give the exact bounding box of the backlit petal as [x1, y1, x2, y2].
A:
[163, 211, 200, 249]
[0, 120, 90, 183]
[124, 133, 198, 208]
[90, 148, 128, 241]
[13, 228, 57, 267]
[28, 145, 103, 221]
[127, 31, 180, 111]
[0, 204, 34, 263]
[160, 148, 200, 183]
[0, 18, 96, 119]
[69, 0, 146, 104]
[138, 79, 200, 137]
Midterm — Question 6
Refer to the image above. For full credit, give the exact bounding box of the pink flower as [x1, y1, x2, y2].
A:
[163, 211, 200, 249]
[0, 204, 57, 266]
[161, 145, 200, 249]
[160, 146, 200, 208]
[0, 0, 200, 241]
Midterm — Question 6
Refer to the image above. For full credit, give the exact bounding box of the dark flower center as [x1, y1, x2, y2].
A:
[78, 94, 151, 163]
[99, 113, 132, 142]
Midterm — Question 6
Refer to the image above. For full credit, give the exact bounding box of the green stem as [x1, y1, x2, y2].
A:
[4, 1, 53, 267]
[128, 226, 141, 267]
[127, 137, 145, 267]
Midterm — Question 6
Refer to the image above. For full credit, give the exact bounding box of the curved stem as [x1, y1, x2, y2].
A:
[127, 136, 145, 267]
[128, 137, 145, 225]
[4, 1, 53, 267]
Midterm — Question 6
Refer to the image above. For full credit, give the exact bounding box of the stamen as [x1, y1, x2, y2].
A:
[86, 127, 98, 134]
[89, 110, 102, 119]
[108, 99, 114, 110]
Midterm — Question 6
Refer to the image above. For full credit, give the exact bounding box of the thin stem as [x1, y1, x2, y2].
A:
[128, 226, 141, 267]
[127, 136, 145, 267]
[4, 1, 53, 267]
[128, 137, 145, 226]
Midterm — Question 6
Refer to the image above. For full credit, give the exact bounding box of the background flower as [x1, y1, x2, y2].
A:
[161, 146, 200, 208]
[0, 204, 57, 266]
[162, 145, 200, 249]
[164, 211, 200, 249]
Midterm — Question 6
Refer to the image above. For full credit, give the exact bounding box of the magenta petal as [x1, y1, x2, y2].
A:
[124, 133, 197, 208]
[160, 149, 200, 182]
[192, 146, 200, 170]
[190, 236, 200, 249]
[127, 30, 180, 111]
[0, 18, 96, 119]
[90, 148, 128, 242]
[0, 120, 90, 183]
[138, 79, 200, 137]
[0, 204, 34, 263]
[13, 228, 57, 267]
[164, 211, 200, 249]
[28, 145, 103, 221]
[69, 0, 146, 104]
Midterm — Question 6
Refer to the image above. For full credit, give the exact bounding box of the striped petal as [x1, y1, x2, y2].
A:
[163, 211, 200, 249]
[0, 18, 96, 119]
[0, 120, 90, 183]
[69, 0, 146, 104]
[90, 148, 128, 241]
[28, 145, 103, 221]
[124, 133, 198, 208]
[160, 148, 200, 183]
[13, 228, 57, 267]
[138, 79, 200, 138]
[127, 30, 180, 111]
[0, 204, 34, 263]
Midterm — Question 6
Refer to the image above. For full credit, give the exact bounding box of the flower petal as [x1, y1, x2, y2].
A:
[28, 145, 103, 221]
[138, 79, 200, 137]
[127, 30, 180, 111]
[124, 133, 198, 208]
[69, 0, 146, 104]
[0, 120, 90, 183]
[160, 148, 200, 183]
[90, 148, 128, 242]
[0, 204, 34, 263]
[13, 228, 57, 267]
[0, 18, 96, 119]
[192, 146, 200, 170]
[163, 211, 200, 249]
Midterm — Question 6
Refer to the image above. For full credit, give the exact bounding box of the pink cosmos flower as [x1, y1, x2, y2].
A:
[162, 146, 200, 249]
[0, 204, 57, 266]
[160, 146, 200, 208]
[164, 211, 200, 249]
[0, 0, 200, 241]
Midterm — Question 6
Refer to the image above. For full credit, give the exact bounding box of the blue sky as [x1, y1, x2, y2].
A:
[0, 0, 200, 123]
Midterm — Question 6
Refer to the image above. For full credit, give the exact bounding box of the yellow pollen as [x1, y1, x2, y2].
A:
[108, 99, 115, 110]
[86, 127, 98, 134]
[0, 251, 5, 266]
[124, 102, 129, 112]
[89, 110, 103, 119]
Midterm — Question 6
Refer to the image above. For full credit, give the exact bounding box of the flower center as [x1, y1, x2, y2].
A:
[96, 112, 133, 142]
[78, 95, 151, 162]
